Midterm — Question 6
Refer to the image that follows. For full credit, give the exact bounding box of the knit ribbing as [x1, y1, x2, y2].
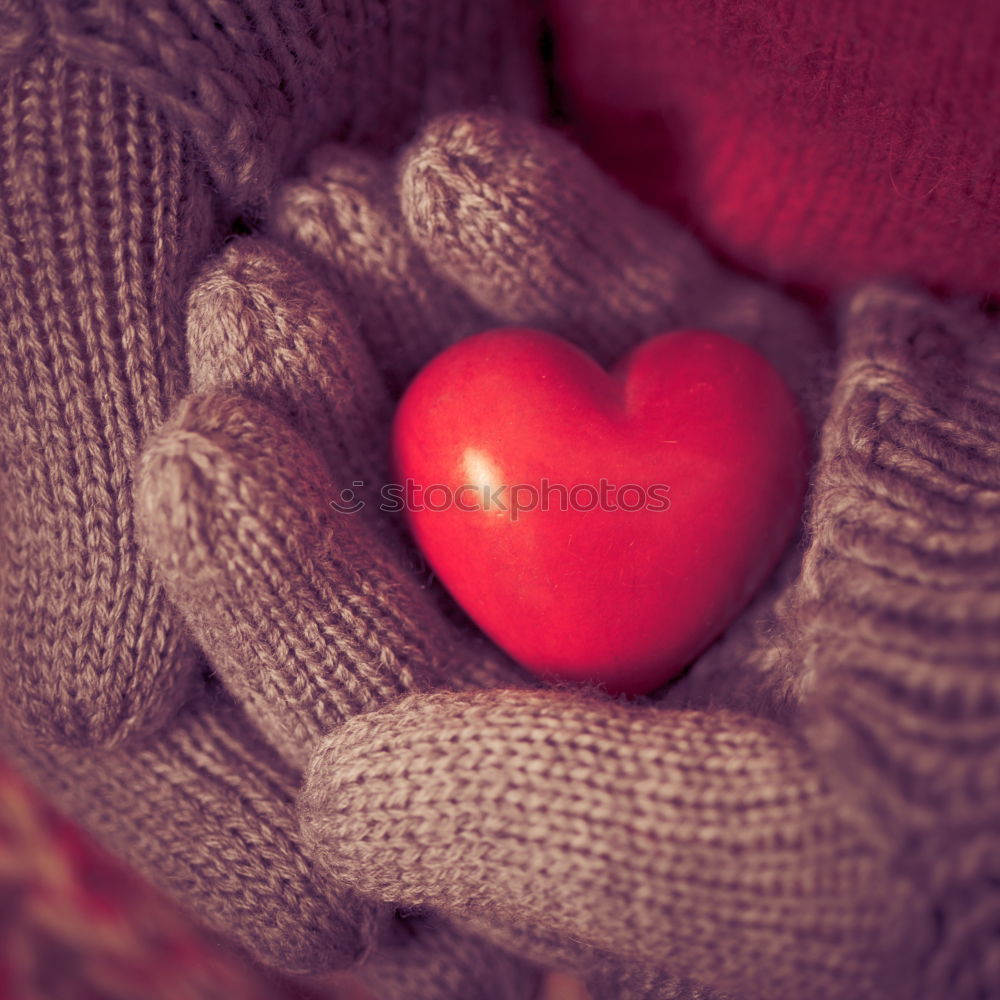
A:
[0, 49, 213, 747]
[0, 683, 383, 975]
[799, 282, 1000, 1000]
[31, 0, 543, 208]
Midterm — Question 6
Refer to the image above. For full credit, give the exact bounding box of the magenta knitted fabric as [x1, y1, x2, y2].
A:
[544, 0, 1000, 301]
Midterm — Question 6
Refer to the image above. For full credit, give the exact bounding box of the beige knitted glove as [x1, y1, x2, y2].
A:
[287, 119, 1000, 999]
[0, 4, 545, 995]
[134, 110, 838, 999]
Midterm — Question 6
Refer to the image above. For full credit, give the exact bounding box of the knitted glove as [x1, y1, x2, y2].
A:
[276, 114, 997, 996]
[134, 109, 834, 999]
[0, 3, 543, 993]
[290, 124, 1000, 1000]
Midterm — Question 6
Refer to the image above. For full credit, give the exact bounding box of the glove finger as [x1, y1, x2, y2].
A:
[183, 235, 536, 712]
[136, 391, 534, 771]
[186, 235, 394, 491]
[399, 111, 830, 425]
[135, 390, 458, 770]
[0, 680, 383, 976]
[299, 687, 894, 1000]
[267, 143, 492, 396]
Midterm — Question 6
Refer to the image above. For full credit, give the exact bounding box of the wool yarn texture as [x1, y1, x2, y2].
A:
[0, 5, 997, 1000]
[0, 3, 544, 996]
[543, 0, 1000, 301]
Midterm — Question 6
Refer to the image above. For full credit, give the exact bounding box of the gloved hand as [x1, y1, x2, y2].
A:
[0, 5, 548, 995]
[135, 108, 841, 999]
[0, 46, 384, 984]
[285, 118, 1000, 999]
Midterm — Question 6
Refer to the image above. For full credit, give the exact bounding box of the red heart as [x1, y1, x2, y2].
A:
[392, 329, 809, 695]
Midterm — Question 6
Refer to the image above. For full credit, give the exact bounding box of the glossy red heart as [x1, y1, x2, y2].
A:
[392, 328, 809, 695]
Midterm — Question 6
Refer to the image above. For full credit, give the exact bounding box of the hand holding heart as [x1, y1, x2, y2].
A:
[394, 327, 809, 695]
[136, 112, 883, 1000]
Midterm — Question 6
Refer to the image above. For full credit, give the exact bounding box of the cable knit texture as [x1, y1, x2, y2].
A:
[0, 3, 997, 998]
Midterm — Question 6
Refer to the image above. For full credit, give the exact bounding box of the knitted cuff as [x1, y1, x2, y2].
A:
[0, 684, 382, 976]
[799, 282, 1000, 998]
[0, 48, 216, 748]
[300, 688, 892, 1000]
[24, 0, 543, 209]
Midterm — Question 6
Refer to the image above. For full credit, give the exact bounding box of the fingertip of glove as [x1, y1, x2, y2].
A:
[296, 706, 419, 898]
[398, 110, 561, 248]
[301, 142, 393, 195]
[135, 392, 329, 586]
[397, 109, 654, 249]
[267, 145, 408, 284]
[186, 236, 359, 393]
[395, 110, 712, 340]
[136, 394, 233, 585]
[296, 718, 364, 859]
